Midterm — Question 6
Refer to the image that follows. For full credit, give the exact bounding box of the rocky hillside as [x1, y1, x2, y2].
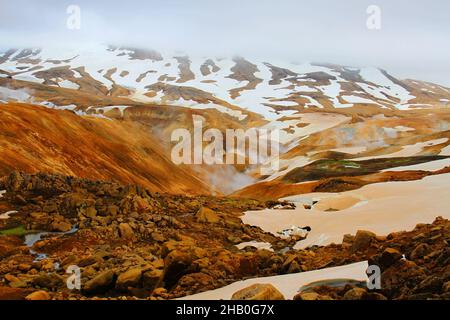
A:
[0, 103, 211, 195]
[293, 218, 450, 300]
[0, 172, 448, 300]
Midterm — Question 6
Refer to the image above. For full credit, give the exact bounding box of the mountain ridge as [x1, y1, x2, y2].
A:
[1, 45, 449, 122]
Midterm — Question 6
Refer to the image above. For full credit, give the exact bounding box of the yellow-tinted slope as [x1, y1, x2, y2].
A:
[0, 102, 211, 195]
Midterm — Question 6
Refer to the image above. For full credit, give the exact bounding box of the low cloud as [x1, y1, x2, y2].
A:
[0, 0, 449, 86]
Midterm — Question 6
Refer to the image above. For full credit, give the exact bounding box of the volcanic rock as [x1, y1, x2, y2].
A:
[116, 268, 142, 290]
[25, 290, 51, 300]
[352, 230, 377, 252]
[195, 207, 220, 223]
[83, 270, 116, 294]
[231, 283, 285, 300]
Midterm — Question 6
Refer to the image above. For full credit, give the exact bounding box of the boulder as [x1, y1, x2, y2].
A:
[152, 259, 165, 270]
[32, 273, 64, 290]
[381, 259, 426, 294]
[442, 281, 450, 293]
[118, 223, 135, 240]
[342, 234, 355, 244]
[227, 235, 242, 244]
[83, 206, 97, 218]
[9, 280, 28, 288]
[107, 205, 119, 216]
[0, 286, 32, 300]
[64, 193, 87, 209]
[238, 254, 259, 276]
[132, 195, 151, 212]
[49, 220, 72, 232]
[30, 212, 47, 219]
[231, 283, 285, 300]
[352, 230, 377, 252]
[282, 254, 297, 270]
[83, 270, 116, 294]
[152, 287, 167, 297]
[43, 203, 58, 213]
[151, 231, 165, 242]
[25, 290, 50, 300]
[364, 292, 387, 300]
[410, 243, 430, 260]
[18, 263, 31, 272]
[378, 248, 402, 269]
[174, 272, 215, 293]
[116, 268, 142, 290]
[343, 287, 367, 300]
[287, 260, 301, 273]
[6, 171, 24, 192]
[195, 207, 220, 223]
[77, 256, 99, 267]
[293, 292, 334, 300]
[413, 276, 443, 294]
[5, 274, 20, 283]
[293, 292, 320, 300]
[163, 250, 194, 288]
[142, 269, 163, 291]
[61, 255, 78, 268]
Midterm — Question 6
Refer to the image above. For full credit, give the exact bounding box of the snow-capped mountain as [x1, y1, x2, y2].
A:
[1, 45, 449, 121]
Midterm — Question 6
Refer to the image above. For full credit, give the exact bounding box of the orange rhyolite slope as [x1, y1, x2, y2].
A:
[0, 102, 211, 195]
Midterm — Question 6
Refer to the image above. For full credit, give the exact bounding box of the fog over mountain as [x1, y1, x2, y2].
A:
[1, 0, 449, 86]
[1, 0, 450, 303]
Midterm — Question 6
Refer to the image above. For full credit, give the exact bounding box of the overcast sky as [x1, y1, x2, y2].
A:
[1, 0, 449, 85]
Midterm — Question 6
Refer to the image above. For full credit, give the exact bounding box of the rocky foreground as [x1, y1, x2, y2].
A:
[0, 172, 448, 300]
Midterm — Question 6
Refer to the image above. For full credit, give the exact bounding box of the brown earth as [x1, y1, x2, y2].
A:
[0, 172, 447, 300]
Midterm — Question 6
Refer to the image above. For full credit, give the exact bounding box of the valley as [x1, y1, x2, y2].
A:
[0, 45, 449, 300]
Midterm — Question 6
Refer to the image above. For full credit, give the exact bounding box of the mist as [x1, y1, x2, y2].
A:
[1, 0, 449, 85]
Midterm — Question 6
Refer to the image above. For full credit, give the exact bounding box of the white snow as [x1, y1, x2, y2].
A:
[40, 102, 78, 111]
[166, 97, 247, 121]
[179, 261, 369, 300]
[58, 79, 80, 90]
[439, 144, 450, 156]
[354, 138, 449, 160]
[243, 173, 450, 249]
[342, 95, 379, 105]
[235, 241, 273, 252]
[266, 100, 298, 107]
[0, 46, 433, 119]
[330, 146, 367, 154]
[382, 126, 415, 137]
[88, 105, 129, 116]
[396, 103, 433, 110]
[320, 79, 352, 108]
[0, 210, 17, 220]
[359, 67, 415, 104]
[0, 86, 32, 101]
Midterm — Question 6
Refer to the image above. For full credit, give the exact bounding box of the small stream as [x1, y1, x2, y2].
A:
[24, 225, 78, 261]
